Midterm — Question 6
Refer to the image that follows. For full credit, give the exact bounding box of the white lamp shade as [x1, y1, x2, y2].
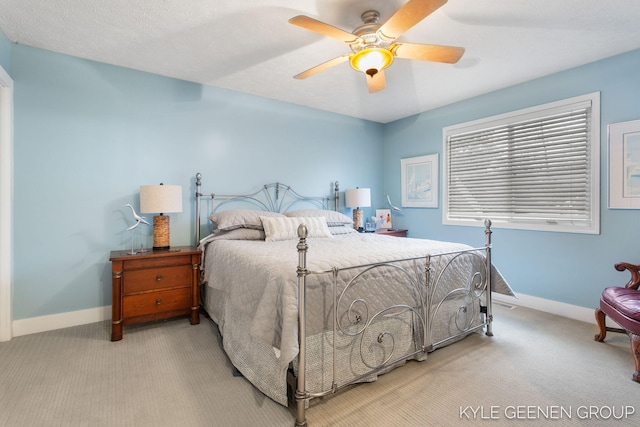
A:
[140, 184, 183, 214]
[345, 188, 371, 208]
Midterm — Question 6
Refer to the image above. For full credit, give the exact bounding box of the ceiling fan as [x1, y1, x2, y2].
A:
[289, 0, 464, 93]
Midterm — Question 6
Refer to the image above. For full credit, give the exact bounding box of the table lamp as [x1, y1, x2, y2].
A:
[140, 183, 182, 249]
[345, 187, 371, 231]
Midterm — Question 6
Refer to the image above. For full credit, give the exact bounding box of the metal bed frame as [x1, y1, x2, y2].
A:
[195, 172, 339, 244]
[194, 173, 494, 427]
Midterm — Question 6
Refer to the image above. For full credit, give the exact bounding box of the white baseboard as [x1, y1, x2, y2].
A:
[8, 293, 599, 338]
[12, 306, 111, 337]
[493, 292, 595, 324]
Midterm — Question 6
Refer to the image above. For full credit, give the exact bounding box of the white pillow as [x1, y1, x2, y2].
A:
[260, 216, 333, 242]
[284, 209, 353, 226]
[328, 225, 358, 235]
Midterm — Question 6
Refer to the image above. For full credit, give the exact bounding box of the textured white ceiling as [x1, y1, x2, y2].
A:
[1, 0, 639, 123]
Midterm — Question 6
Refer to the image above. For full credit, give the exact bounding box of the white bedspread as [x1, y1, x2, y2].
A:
[201, 233, 512, 374]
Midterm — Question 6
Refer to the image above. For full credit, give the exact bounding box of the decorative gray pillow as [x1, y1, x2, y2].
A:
[284, 209, 353, 227]
[261, 216, 332, 242]
[209, 228, 265, 241]
[209, 210, 284, 231]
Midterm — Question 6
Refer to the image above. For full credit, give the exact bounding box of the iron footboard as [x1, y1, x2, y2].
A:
[294, 220, 493, 427]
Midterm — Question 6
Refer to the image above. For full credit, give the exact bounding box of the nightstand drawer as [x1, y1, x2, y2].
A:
[123, 265, 192, 294]
[123, 254, 192, 270]
[123, 288, 190, 318]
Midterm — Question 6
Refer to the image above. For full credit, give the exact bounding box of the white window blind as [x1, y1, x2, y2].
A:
[443, 93, 600, 234]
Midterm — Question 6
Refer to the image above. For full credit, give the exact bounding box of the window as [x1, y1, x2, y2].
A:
[443, 92, 600, 234]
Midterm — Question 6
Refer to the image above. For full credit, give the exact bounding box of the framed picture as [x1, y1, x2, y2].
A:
[401, 154, 438, 208]
[375, 209, 392, 229]
[609, 119, 640, 209]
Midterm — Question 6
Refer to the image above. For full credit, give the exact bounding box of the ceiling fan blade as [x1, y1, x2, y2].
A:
[289, 15, 362, 44]
[366, 69, 386, 93]
[391, 42, 465, 63]
[379, 0, 448, 40]
[294, 54, 351, 80]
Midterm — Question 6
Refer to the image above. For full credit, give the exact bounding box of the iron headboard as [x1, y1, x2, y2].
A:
[194, 173, 340, 245]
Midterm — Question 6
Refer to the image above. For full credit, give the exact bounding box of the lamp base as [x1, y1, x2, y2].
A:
[353, 208, 364, 232]
[152, 215, 171, 249]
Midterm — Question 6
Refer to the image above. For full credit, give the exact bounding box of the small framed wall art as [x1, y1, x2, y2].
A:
[375, 209, 392, 229]
[609, 119, 640, 209]
[401, 154, 438, 208]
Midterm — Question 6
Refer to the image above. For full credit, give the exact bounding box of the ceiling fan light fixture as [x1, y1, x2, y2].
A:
[350, 48, 393, 75]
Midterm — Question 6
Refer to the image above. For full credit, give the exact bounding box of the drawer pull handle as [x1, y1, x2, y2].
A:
[156, 299, 162, 305]
[156, 275, 163, 281]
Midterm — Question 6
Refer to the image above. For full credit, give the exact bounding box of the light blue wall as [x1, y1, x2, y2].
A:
[383, 48, 640, 309]
[11, 45, 384, 320]
[10, 39, 640, 320]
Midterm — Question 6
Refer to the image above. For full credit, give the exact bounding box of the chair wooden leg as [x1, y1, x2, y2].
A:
[595, 307, 607, 342]
[632, 333, 640, 383]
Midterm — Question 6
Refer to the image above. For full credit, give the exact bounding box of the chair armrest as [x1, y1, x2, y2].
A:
[614, 262, 640, 290]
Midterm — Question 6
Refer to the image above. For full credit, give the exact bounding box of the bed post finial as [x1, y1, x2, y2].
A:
[297, 224, 308, 240]
[484, 219, 492, 251]
[334, 181, 340, 212]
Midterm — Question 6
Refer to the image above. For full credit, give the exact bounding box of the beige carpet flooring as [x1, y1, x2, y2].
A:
[0, 304, 638, 426]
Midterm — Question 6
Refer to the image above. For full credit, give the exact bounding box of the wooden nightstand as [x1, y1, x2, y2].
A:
[109, 246, 201, 341]
[375, 229, 408, 237]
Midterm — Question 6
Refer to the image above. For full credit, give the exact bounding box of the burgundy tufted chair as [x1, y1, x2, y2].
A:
[595, 262, 640, 382]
